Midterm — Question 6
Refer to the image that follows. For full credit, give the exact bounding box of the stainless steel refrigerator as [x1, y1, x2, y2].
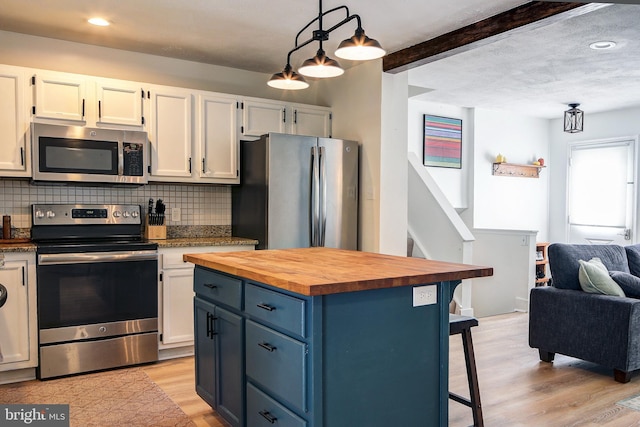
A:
[232, 133, 358, 250]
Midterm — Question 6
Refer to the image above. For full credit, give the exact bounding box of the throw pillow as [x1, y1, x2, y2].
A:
[578, 257, 626, 297]
[625, 245, 640, 277]
[610, 270, 640, 298]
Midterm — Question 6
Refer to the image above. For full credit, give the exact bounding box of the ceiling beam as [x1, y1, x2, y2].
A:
[383, 1, 612, 73]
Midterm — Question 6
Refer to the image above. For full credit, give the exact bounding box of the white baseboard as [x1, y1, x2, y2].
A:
[515, 297, 529, 313]
[460, 307, 474, 317]
[0, 368, 36, 385]
[159, 345, 194, 361]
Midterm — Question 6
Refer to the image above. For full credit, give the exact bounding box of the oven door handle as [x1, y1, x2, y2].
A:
[38, 250, 158, 265]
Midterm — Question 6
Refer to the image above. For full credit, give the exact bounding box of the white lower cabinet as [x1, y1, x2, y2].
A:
[0, 252, 37, 373]
[158, 245, 254, 357]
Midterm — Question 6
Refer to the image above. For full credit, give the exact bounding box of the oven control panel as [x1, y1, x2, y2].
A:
[32, 204, 141, 225]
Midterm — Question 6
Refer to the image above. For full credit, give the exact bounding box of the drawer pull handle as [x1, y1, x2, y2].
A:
[204, 283, 218, 289]
[259, 410, 277, 424]
[258, 342, 277, 352]
[257, 303, 275, 312]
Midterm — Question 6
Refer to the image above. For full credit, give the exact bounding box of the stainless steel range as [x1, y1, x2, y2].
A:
[31, 204, 159, 379]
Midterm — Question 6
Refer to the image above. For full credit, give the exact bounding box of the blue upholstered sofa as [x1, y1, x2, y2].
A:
[529, 243, 640, 383]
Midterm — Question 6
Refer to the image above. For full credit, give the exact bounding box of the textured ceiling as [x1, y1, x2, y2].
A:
[408, 3, 640, 118]
[0, 1, 637, 118]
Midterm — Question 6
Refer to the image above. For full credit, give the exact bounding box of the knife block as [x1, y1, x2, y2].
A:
[144, 215, 166, 240]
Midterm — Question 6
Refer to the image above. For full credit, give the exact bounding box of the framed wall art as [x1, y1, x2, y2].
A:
[423, 114, 462, 169]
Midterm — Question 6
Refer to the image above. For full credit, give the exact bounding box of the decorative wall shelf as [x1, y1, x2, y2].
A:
[492, 163, 545, 178]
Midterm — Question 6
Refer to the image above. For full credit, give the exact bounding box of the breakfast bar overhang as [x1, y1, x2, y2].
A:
[184, 247, 493, 427]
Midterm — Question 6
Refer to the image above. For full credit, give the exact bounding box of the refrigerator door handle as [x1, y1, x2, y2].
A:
[311, 146, 320, 247]
[319, 145, 327, 246]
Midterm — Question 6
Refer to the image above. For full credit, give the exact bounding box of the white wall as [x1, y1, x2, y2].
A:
[320, 60, 383, 253]
[549, 106, 640, 243]
[472, 229, 537, 317]
[473, 108, 550, 241]
[378, 71, 409, 255]
[408, 100, 470, 209]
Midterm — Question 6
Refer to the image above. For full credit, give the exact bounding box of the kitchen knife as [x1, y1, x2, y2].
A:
[157, 199, 165, 225]
[148, 198, 154, 224]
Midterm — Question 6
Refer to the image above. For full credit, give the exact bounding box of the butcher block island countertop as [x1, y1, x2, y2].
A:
[186, 247, 493, 427]
[183, 247, 493, 296]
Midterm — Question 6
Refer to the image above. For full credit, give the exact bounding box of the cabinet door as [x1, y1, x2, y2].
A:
[32, 72, 86, 122]
[215, 306, 244, 427]
[0, 66, 29, 176]
[194, 299, 244, 427]
[198, 94, 239, 182]
[242, 100, 286, 137]
[161, 267, 195, 345]
[194, 297, 217, 408]
[148, 87, 193, 179]
[0, 259, 30, 368]
[97, 80, 144, 126]
[290, 105, 331, 137]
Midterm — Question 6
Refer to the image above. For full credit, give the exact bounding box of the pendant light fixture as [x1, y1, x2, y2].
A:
[268, 0, 385, 90]
[564, 103, 584, 133]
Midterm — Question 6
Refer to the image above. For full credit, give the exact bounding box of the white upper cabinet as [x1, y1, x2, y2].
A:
[241, 99, 287, 137]
[290, 104, 332, 137]
[241, 98, 331, 138]
[197, 93, 239, 183]
[148, 86, 193, 180]
[148, 86, 240, 184]
[32, 71, 87, 122]
[0, 65, 30, 177]
[96, 79, 144, 127]
[32, 70, 146, 128]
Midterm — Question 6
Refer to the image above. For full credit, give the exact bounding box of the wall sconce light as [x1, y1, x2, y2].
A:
[268, 0, 386, 90]
[564, 103, 584, 133]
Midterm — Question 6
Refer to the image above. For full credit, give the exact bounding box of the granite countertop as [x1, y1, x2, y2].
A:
[0, 241, 37, 253]
[153, 236, 258, 248]
[0, 236, 258, 253]
[184, 247, 493, 296]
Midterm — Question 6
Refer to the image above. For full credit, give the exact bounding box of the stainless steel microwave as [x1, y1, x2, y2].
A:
[32, 123, 149, 185]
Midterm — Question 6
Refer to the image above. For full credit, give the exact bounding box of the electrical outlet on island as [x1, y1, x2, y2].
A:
[413, 285, 437, 307]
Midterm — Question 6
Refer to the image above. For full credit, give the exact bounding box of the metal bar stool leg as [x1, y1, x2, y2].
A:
[449, 315, 484, 427]
[461, 327, 483, 427]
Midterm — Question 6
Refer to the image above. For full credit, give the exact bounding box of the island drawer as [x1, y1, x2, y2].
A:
[245, 283, 306, 338]
[247, 383, 307, 427]
[194, 268, 242, 309]
[246, 320, 307, 413]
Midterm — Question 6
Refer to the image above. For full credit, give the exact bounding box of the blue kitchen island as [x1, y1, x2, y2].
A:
[184, 247, 492, 427]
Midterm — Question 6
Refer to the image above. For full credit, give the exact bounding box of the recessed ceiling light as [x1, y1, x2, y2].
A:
[88, 17, 110, 27]
[589, 41, 616, 50]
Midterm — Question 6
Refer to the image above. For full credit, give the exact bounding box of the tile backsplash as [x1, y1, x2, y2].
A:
[0, 179, 231, 229]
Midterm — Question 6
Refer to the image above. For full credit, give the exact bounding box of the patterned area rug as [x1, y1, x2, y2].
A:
[618, 394, 640, 412]
[0, 368, 195, 427]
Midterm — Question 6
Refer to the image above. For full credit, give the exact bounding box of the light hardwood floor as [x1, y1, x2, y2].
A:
[145, 312, 640, 426]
